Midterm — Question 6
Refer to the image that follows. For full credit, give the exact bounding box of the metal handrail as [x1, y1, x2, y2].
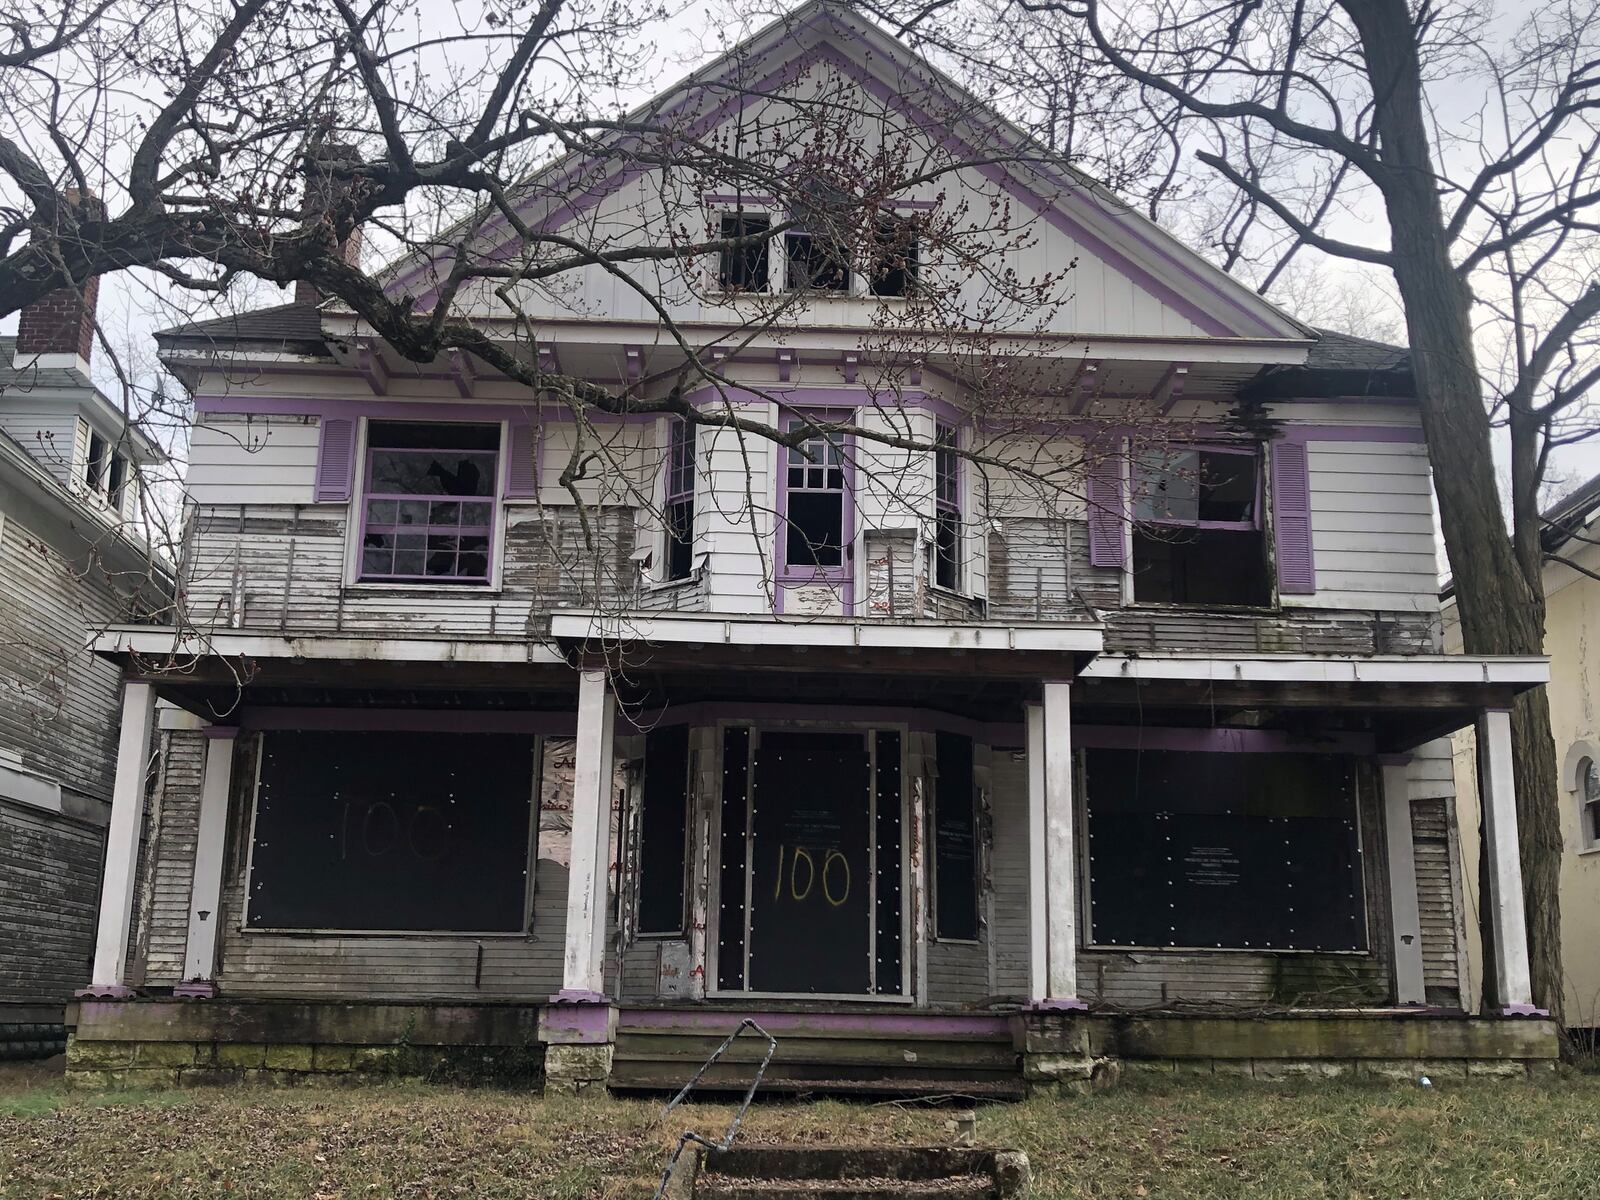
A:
[649, 1018, 778, 1200]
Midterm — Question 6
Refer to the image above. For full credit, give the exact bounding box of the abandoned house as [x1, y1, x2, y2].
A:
[1, 279, 168, 1058]
[69, 1, 1556, 1092]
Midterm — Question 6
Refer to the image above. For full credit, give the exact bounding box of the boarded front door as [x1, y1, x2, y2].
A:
[747, 732, 872, 994]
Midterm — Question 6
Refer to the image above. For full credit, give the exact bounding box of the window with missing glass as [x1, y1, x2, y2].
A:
[664, 418, 696, 581]
[1131, 443, 1269, 606]
[783, 423, 847, 570]
[717, 212, 771, 292]
[869, 215, 919, 297]
[933, 423, 961, 590]
[360, 421, 498, 584]
[785, 230, 851, 293]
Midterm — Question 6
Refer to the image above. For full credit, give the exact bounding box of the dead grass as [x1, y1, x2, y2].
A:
[3, 1061, 1600, 1198]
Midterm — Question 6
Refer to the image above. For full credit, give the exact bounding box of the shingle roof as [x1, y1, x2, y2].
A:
[1243, 327, 1415, 400]
[1541, 472, 1600, 554]
[0, 335, 91, 393]
[155, 301, 326, 349]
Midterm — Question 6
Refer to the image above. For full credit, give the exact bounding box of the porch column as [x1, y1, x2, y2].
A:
[80, 681, 155, 998]
[557, 668, 616, 1001]
[1027, 680, 1083, 1008]
[175, 727, 239, 998]
[1477, 708, 1539, 1013]
[1379, 757, 1426, 1006]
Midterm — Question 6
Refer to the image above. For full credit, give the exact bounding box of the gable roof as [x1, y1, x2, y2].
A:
[376, 0, 1311, 344]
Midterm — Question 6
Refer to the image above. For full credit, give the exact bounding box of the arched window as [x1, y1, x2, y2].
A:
[1580, 756, 1600, 852]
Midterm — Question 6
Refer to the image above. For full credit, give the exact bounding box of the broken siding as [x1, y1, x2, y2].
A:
[0, 507, 126, 802]
[0, 799, 102, 1006]
[1408, 740, 1464, 1004]
[139, 730, 205, 986]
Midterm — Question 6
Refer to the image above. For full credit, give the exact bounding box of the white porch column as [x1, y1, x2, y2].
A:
[80, 681, 155, 997]
[176, 727, 239, 997]
[1478, 708, 1539, 1013]
[1026, 680, 1083, 1009]
[1379, 757, 1426, 1006]
[557, 668, 616, 1001]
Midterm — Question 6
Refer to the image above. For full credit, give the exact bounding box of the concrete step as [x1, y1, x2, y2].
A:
[609, 1061, 1026, 1100]
[696, 1176, 995, 1200]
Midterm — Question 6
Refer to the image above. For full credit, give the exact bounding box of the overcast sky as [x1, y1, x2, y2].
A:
[4, 0, 1590, 517]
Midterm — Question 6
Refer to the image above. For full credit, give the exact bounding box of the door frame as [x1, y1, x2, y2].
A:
[706, 719, 916, 1003]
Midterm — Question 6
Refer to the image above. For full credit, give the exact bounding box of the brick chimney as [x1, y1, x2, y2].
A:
[15, 190, 103, 370]
[294, 144, 364, 308]
[17, 275, 99, 365]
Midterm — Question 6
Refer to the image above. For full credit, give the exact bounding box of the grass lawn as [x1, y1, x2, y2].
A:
[4, 1060, 1600, 1198]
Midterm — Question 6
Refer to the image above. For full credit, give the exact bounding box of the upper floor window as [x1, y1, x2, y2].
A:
[785, 230, 851, 294]
[664, 419, 696, 581]
[869, 216, 919, 298]
[718, 212, 771, 293]
[84, 428, 128, 511]
[783, 422, 848, 572]
[1579, 756, 1600, 851]
[933, 423, 960, 590]
[360, 421, 497, 585]
[1130, 444, 1268, 607]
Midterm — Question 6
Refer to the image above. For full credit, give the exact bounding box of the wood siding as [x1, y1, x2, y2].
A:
[0, 799, 103, 1006]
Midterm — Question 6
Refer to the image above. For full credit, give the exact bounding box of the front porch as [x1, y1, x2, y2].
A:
[72, 619, 1556, 1093]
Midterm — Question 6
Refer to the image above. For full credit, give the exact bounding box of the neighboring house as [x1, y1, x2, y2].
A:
[70, 1, 1554, 1092]
[0, 283, 168, 1058]
[1446, 474, 1600, 1030]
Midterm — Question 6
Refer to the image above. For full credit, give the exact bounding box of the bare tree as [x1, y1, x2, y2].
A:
[877, 0, 1600, 1023]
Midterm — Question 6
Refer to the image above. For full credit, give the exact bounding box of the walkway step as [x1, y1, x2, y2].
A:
[697, 1176, 994, 1200]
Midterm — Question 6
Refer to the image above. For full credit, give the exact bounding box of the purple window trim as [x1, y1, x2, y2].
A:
[1085, 439, 1127, 570]
[934, 422, 961, 589]
[357, 442, 498, 585]
[1132, 442, 1264, 533]
[314, 417, 357, 503]
[1272, 434, 1318, 595]
[774, 406, 857, 612]
[503, 419, 538, 499]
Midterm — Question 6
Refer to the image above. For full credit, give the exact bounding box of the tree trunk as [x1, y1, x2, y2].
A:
[1342, 0, 1564, 1023]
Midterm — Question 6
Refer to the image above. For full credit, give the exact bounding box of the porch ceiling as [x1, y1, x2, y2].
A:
[1078, 653, 1550, 753]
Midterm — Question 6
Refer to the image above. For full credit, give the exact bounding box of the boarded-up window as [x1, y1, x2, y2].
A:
[246, 730, 536, 932]
[637, 725, 690, 935]
[933, 732, 979, 941]
[1084, 748, 1366, 951]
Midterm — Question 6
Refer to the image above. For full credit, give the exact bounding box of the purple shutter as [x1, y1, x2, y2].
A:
[504, 419, 537, 498]
[313, 417, 356, 503]
[1086, 450, 1127, 569]
[1273, 437, 1316, 594]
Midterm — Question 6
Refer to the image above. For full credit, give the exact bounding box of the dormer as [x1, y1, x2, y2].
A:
[0, 277, 163, 522]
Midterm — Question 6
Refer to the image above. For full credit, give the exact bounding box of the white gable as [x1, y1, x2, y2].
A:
[382, 3, 1304, 348]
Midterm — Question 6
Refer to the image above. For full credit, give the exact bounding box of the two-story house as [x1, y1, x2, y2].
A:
[0, 280, 168, 1058]
[69, 1, 1555, 1093]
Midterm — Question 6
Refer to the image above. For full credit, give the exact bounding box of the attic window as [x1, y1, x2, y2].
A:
[786, 231, 851, 294]
[869, 216, 919, 298]
[1130, 444, 1269, 606]
[718, 213, 771, 293]
[84, 429, 129, 511]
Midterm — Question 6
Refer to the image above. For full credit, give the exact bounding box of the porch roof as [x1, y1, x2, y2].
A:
[549, 610, 1105, 679]
[1078, 652, 1550, 753]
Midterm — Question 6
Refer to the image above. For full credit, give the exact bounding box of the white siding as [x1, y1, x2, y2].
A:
[699, 411, 775, 613]
[185, 413, 321, 506]
[0, 403, 83, 488]
[1289, 439, 1441, 613]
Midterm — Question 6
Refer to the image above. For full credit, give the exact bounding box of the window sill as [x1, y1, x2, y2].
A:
[645, 571, 704, 593]
[343, 580, 503, 597]
[1125, 599, 1282, 616]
